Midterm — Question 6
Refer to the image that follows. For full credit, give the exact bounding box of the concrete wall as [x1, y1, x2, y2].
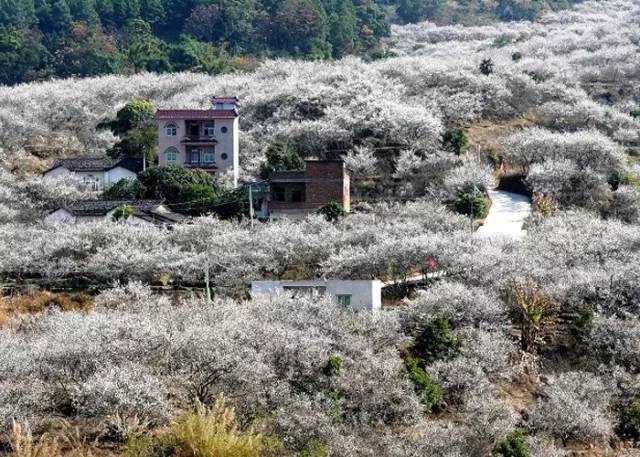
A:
[157, 117, 238, 185]
[251, 279, 382, 311]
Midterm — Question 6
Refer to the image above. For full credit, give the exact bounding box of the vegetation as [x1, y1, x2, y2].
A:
[259, 141, 305, 179]
[442, 128, 467, 155]
[454, 191, 490, 218]
[317, 201, 346, 222]
[404, 355, 443, 412]
[127, 399, 276, 457]
[99, 99, 157, 162]
[496, 429, 529, 457]
[617, 398, 640, 444]
[112, 203, 134, 221]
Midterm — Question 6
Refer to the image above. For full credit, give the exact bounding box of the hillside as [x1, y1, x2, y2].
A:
[0, 1, 639, 456]
[0, 0, 586, 85]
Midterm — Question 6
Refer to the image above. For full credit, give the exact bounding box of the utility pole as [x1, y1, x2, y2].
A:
[248, 183, 254, 230]
[204, 258, 212, 305]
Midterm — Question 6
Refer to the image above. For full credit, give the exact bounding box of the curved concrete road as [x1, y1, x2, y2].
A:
[476, 190, 532, 240]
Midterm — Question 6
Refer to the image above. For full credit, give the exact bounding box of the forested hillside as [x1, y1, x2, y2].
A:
[0, 0, 584, 85]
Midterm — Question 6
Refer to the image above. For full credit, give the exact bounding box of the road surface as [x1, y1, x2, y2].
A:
[475, 190, 531, 240]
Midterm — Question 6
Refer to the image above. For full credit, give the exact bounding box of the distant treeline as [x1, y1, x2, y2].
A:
[0, 0, 581, 85]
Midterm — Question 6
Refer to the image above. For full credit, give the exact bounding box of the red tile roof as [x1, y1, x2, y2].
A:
[155, 109, 238, 119]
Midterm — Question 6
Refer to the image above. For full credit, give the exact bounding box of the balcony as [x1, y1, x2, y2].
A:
[184, 160, 218, 170]
[181, 135, 217, 144]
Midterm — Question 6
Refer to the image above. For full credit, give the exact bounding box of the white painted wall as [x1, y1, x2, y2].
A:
[251, 279, 382, 312]
[44, 166, 137, 191]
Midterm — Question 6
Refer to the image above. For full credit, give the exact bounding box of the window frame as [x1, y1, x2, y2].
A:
[165, 147, 178, 163]
[165, 122, 177, 136]
[202, 147, 215, 163]
[203, 121, 215, 137]
[336, 294, 352, 308]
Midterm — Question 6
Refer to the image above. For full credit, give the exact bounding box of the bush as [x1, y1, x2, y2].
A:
[318, 202, 346, 222]
[322, 354, 343, 377]
[442, 128, 468, 155]
[127, 399, 279, 457]
[568, 305, 594, 354]
[137, 166, 219, 204]
[496, 428, 529, 457]
[454, 191, 489, 218]
[413, 315, 461, 364]
[617, 398, 640, 443]
[113, 204, 134, 222]
[479, 58, 494, 75]
[404, 356, 443, 412]
[512, 51, 522, 61]
[102, 178, 146, 200]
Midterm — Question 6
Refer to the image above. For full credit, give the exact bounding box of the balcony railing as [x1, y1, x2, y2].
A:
[184, 160, 217, 169]
[181, 135, 217, 143]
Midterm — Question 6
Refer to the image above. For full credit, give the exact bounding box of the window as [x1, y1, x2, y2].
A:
[190, 148, 200, 164]
[189, 121, 200, 136]
[337, 294, 352, 308]
[283, 286, 326, 298]
[291, 187, 304, 202]
[221, 126, 228, 133]
[273, 186, 286, 202]
[202, 147, 215, 163]
[203, 121, 215, 136]
[165, 147, 177, 162]
[165, 122, 177, 136]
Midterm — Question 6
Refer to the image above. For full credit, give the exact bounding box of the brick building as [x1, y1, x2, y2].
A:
[267, 160, 350, 218]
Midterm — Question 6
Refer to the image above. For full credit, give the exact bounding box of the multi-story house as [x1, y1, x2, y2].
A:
[155, 96, 240, 186]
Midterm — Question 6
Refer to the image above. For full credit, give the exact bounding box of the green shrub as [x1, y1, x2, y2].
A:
[112, 203, 134, 222]
[617, 398, 640, 443]
[569, 305, 594, 353]
[318, 202, 346, 222]
[414, 314, 461, 364]
[454, 191, 490, 218]
[404, 356, 443, 412]
[630, 109, 640, 119]
[493, 34, 512, 47]
[621, 171, 640, 189]
[299, 438, 328, 457]
[102, 178, 146, 200]
[496, 428, 529, 457]
[442, 128, 468, 155]
[512, 51, 522, 61]
[322, 354, 343, 377]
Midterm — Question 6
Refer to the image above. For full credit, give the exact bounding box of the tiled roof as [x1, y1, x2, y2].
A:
[155, 109, 238, 119]
[58, 200, 187, 225]
[212, 96, 239, 103]
[45, 157, 144, 173]
[63, 200, 163, 216]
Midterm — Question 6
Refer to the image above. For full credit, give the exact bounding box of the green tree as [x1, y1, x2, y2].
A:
[327, 0, 356, 58]
[413, 314, 461, 364]
[100, 98, 157, 161]
[496, 429, 530, 457]
[0, 26, 51, 84]
[122, 19, 171, 71]
[259, 141, 305, 179]
[442, 128, 467, 154]
[454, 190, 489, 218]
[136, 165, 218, 203]
[479, 57, 493, 75]
[141, 0, 164, 26]
[102, 177, 145, 199]
[169, 35, 231, 74]
[36, 0, 72, 35]
[0, 0, 36, 27]
[617, 398, 640, 444]
[271, 0, 330, 57]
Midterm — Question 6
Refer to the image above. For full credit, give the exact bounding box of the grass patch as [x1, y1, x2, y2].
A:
[0, 291, 93, 326]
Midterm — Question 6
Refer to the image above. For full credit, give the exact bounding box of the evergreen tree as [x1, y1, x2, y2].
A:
[327, 0, 356, 57]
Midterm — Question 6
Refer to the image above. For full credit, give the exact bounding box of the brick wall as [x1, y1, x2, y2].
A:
[268, 160, 350, 213]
